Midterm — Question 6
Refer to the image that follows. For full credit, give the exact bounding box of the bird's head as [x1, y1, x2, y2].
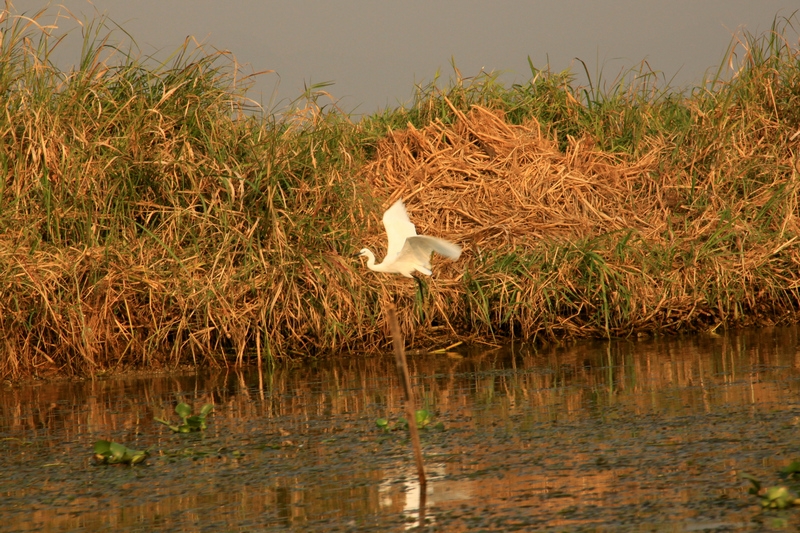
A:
[353, 248, 378, 268]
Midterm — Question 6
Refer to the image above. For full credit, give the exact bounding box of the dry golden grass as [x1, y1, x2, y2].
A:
[358, 53, 800, 340]
[1, 8, 800, 378]
[365, 103, 662, 245]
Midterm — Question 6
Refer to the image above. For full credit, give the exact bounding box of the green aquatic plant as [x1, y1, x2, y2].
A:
[761, 486, 800, 510]
[155, 403, 214, 433]
[742, 472, 800, 509]
[413, 408, 433, 429]
[779, 460, 800, 479]
[376, 409, 443, 432]
[93, 440, 148, 465]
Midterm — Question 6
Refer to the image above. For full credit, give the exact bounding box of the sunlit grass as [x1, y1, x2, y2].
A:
[1, 7, 799, 378]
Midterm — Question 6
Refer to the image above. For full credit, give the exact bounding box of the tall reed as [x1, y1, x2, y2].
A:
[1, 7, 799, 378]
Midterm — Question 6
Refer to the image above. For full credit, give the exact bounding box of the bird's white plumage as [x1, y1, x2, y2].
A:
[382, 199, 418, 262]
[356, 199, 461, 278]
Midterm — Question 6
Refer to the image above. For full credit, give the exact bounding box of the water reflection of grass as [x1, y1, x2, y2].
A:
[2, 330, 800, 530]
[2, 328, 798, 444]
[1, 6, 800, 377]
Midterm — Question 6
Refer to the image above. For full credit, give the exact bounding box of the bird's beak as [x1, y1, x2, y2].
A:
[352, 251, 363, 258]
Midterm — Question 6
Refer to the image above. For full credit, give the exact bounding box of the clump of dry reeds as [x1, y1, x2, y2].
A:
[1, 6, 800, 379]
[358, 14, 800, 341]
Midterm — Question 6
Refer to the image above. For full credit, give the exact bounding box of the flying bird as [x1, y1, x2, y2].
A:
[355, 199, 461, 278]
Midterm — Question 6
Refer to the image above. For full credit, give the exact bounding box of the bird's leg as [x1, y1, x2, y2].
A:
[412, 274, 427, 321]
[413, 274, 426, 300]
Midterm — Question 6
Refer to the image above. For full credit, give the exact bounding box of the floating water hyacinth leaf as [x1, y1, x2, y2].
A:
[415, 409, 431, 428]
[741, 472, 800, 509]
[779, 460, 800, 479]
[761, 486, 800, 509]
[376, 409, 443, 432]
[155, 402, 214, 433]
[93, 440, 148, 465]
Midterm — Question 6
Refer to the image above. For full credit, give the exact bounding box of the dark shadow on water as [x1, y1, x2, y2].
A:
[2, 326, 800, 531]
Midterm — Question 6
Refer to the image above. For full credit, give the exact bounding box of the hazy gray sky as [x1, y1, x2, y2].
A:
[15, 1, 800, 115]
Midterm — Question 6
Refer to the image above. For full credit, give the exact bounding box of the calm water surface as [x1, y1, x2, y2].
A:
[2, 327, 800, 531]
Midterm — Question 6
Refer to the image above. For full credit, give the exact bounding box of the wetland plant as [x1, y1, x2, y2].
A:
[742, 470, 800, 509]
[2, 5, 800, 380]
[93, 440, 148, 466]
[155, 403, 214, 433]
[376, 409, 442, 432]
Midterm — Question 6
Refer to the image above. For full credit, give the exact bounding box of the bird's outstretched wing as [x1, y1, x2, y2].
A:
[403, 236, 462, 269]
[382, 200, 417, 261]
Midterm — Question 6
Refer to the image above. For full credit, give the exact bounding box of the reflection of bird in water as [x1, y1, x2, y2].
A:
[354, 199, 461, 278]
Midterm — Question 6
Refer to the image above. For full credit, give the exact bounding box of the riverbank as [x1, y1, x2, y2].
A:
[2, 9, 800, 378]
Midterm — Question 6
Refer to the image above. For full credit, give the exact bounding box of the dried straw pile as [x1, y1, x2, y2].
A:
[358, 101, 800, 340]
[364, 103, 662, 247]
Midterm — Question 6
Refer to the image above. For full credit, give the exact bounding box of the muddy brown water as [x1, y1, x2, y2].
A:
[3, 327, 800, 532]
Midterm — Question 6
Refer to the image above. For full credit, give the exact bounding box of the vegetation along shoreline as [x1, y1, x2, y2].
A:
[2, 8, 800, 379]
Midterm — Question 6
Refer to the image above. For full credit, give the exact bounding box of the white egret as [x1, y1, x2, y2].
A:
[355, 199, 461, 278]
